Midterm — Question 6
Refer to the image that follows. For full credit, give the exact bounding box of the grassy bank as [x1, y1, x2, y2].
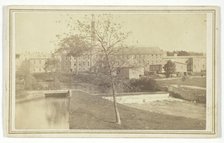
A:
[69, 91, 205, 130]
[169, 87, 206, 103]
[156, 77, 206, 88]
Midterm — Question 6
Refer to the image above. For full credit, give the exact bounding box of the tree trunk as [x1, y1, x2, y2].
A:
[104, 52, 121, 125]
[111, 80, 121, 125]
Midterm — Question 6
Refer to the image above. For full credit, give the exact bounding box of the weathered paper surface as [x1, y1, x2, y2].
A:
[4, 6, 220, 137]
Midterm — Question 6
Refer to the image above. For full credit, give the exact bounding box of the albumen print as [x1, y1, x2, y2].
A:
[4, 6, 219, 137]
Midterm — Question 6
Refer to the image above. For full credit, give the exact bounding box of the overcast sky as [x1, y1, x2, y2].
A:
[15, 11, 207, 54]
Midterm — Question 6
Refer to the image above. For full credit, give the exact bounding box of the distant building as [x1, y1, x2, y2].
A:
[187, 56, 206, 72]
[60, 52, 95, 74]
[163, 56, 189, 65]
[117, 47, 164, 72]
[174, 61, 187, 73]
[117, 67, 144, 79]
[149, 65, 163, 73]
[28, 58, 48, 73]
[59, 47, 164, 74]
[163, 55, 206, 73]
[16, 54, 23, 70]
[16, 51, 51, 73]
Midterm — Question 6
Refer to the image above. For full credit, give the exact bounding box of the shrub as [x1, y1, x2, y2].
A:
[24, 74, 43, 90]
[169, 87, 206, 104]
[48, 78, 61, 90]
[126, 78, 160, 92]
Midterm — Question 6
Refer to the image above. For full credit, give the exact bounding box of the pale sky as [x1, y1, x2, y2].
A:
[15, 11, 207, 54]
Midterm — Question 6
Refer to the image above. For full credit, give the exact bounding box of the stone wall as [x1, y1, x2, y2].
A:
[102, 92, 169, 104]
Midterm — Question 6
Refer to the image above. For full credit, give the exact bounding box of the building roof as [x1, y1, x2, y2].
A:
[118, 66, 144, 69]
[29, 58, 49, 60]
[119, 47, 164, 55]
[164, 55, 206, 59]
[174, 61, 187, 65]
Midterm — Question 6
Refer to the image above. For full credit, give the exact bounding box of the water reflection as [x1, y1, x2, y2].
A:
[15, 97, 69, 129]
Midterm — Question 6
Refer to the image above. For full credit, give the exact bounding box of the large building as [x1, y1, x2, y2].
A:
[59, 47, 165, 74]
[115, 47, 164, 72]
[60, 51, 96, 74]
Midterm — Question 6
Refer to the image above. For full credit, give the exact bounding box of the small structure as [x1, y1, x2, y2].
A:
[163, 55, 206, 73]
[187, 56, 206, 73]
[174, 61, 187, 75]
[45, 90, 71, 98]
[117, 67, 144, 79]
[149, 64, 162, 73]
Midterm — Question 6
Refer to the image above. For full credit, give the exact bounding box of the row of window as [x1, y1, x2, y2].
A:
[73, 61, 90, 67]
[70, 67, 89, 72]
[30, 60, 46, 64]
[116, 54, 162, 59]
[65, 55, 93, 60]
[31, 68, 45, 72]
[64, 54, 162, 61]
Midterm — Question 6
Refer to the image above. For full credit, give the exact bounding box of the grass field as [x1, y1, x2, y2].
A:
[124, 100, 206, 121]
[69, 91, 205, 130]
[156, 77, 206, 88]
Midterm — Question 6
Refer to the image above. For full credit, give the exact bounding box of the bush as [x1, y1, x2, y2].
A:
[48, 78, 61, 90]
[126, 78, 160, 92]
[169, 87, 206, 104]
[24, 74, 43, 90]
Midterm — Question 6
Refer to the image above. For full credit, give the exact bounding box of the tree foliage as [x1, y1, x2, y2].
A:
[127, 78, 159, 92]
[56, 34, 91, 57]
[44, 58, 60, 73]
[163, 60, 176, 78]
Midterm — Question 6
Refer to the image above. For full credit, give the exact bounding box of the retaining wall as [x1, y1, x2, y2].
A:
[102, 92, 169, 104]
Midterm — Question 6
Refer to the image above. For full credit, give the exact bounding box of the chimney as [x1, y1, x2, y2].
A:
[91, 14, 96, 44]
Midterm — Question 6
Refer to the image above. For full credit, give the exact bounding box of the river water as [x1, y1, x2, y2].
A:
[15, 97, 70, 129]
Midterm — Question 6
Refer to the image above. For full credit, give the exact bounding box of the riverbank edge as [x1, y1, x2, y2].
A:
[69, 90, 206, 130]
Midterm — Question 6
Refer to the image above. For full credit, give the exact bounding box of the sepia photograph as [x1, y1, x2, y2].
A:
[4, 6, 219, 137]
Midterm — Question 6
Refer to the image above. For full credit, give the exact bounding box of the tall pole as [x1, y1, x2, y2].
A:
[90, 14, 95, 72]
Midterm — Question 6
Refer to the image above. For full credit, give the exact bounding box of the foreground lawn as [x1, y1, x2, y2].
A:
[69, 91, 205, 130]
[156, 77, 206, 88]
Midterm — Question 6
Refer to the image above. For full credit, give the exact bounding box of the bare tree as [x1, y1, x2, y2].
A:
[77, 15, 130, 125]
